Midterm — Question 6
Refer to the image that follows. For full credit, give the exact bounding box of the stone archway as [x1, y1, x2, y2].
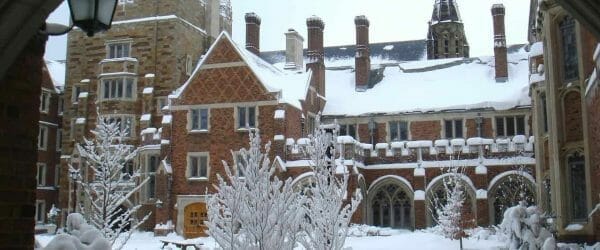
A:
[425, 173, 476, 227]
[488, 171, 536, 225]
[367, 176, 414, 229]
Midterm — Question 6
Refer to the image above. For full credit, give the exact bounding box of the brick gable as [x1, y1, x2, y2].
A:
[177, 36, 276, 105]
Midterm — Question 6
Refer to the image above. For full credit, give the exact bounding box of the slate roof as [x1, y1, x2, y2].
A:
[259, 39, 427, 67]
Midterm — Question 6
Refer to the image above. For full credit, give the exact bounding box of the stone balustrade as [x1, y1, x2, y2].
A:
[281, 135, 534, 164]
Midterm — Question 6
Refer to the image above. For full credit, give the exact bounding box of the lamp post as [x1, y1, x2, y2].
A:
[44, 0, 119, 37]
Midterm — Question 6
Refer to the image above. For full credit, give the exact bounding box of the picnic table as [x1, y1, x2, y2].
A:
[160, 239, 204, 250]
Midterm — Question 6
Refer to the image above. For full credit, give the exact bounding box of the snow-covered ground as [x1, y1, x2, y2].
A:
[36, 225, 600, 250]
[37, 226, 509, 250]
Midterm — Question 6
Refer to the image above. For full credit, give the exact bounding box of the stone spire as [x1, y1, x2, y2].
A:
[431, 0, 462, 23]
[427, 0, 469, 59]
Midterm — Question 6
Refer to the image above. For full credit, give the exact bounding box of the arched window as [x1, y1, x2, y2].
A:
[369, 182, 413, 229]
[488, 173, 536, 224]
[292, 174, 316, 196]
[426, 175, 476, 227]
[567, 152, 587, 221]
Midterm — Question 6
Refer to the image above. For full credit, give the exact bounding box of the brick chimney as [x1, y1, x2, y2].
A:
[284, 28, 304, 71]
[306, 16, 326, 98]
[245, 12, 261, 55]
[355, 15, 370, 92]
[492, 4, 508, 81]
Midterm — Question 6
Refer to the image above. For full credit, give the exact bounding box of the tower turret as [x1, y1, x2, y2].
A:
[427, 0, 469, 59]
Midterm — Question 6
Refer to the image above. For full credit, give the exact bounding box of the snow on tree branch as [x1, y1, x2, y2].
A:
[71, 114, 151, 250]
[206, 130, 305, 250]
[299, 117, 362, 250]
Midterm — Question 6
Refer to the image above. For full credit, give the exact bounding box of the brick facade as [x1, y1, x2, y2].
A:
[59, 0, 231, 229]
[0, 32, 47, 249]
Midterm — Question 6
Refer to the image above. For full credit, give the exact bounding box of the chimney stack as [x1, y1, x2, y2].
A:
[492, 4, 508, 81]
[355, 15, 371, 91]
[306, 16, 326, 99]
[245, 12, 261, 55]
[284, 28, 304, 71]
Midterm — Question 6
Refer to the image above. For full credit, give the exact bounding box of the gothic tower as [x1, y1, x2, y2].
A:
[427, 0, 469, 59]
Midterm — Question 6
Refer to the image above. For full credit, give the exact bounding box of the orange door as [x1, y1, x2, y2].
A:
[184, 202, 208, 238]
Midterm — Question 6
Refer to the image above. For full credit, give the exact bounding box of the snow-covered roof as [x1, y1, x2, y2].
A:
[323, 48, 531, 116]
[529, 42, 543, 57]
[173, 32, 311, 109]
[45, 60, 65, 92]
[261, 39, 427, 68]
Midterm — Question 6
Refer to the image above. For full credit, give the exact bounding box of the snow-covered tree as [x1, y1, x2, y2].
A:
[299, 119, 362, 250]
[430, 163, 467, 249]
[206, 130, 305, 250]
[72, 116, 150, 250]
[498, 202, 554, 250]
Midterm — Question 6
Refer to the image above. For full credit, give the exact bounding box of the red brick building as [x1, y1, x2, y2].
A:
[34, 60, 64, 230]
[145, 3, 537, 238]
[58, 0, 232, 228]
[58, 0, 538, 239]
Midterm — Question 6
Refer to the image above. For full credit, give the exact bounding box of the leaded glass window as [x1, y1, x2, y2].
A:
[560, 16, 578, 82]
[568, 153, 587, 221]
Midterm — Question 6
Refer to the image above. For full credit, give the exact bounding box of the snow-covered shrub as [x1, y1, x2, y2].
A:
[206, 130, 305, 250]
[43, 213, 111, 250]
[347, 224, 393, 237]
[498, 202, 554, 250]
[298, 118, 362, 250]
[47, 204, 60, 225]
[73, 115, 151, 249]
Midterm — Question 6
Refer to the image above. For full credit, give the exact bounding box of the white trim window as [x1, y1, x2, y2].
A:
[35, 200, 45, 223]
[38, 125, 48, 150]
[339, 124, 357, 139]
[389, 121, 408, 141]
[102, 115, 135, 137]
[146, 154, 159, 199]
[37, 163, 46, 186]
[156, 97, 168, 114]
[101, 77, 136, 100]
[40, 90, 50, 113]
[188, 153, 209, 179]
[190, 108, 209, 131]
[444, 119, 464, 139]
[237, 106, 257, 129]
[107, 42, 131, 59]
[495, 116, 526, 137]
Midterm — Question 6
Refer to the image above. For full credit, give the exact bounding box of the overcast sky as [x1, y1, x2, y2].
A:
[44, 0, 529, 60]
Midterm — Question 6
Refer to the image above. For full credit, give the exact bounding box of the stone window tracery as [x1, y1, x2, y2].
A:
[370, 183, 412, 229]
